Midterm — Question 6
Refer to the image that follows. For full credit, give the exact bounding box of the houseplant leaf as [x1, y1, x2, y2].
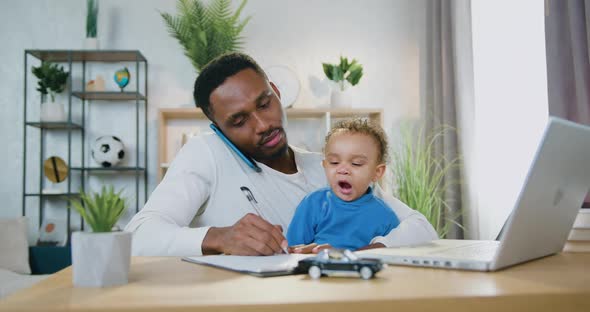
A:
[390, 123, 463, 238]
[161, 0, 251, 73]
[68, 186, 128, 233]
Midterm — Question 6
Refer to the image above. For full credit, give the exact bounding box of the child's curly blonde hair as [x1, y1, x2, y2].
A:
[325, 118, 389, 164]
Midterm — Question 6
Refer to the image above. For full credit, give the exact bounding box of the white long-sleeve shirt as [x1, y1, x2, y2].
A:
[125, 133, 437, 256]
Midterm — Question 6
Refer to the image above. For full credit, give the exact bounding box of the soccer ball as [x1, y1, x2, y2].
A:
[91, 135, 125, 167]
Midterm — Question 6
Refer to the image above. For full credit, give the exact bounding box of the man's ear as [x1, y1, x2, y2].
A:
[270, 81, 281, 99]
[372, 164, 386, 182]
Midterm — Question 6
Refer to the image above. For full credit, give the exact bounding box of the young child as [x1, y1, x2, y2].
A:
[286, 118, 399, 250]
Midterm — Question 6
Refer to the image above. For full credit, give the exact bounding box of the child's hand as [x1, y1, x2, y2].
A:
[356, 243, 385, 251]
[289, 243, 332, 254]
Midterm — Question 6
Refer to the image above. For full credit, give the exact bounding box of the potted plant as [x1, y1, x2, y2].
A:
[322, 56, 363, 108]
[31, 62, 69, 122]
[84, 0, 99, 49]
[389, 123, 463, 238]
[160, 0, 251, 73]
[69, 185, 131, 287]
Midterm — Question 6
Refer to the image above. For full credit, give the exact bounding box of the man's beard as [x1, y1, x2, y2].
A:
[252, 140, 289, 161]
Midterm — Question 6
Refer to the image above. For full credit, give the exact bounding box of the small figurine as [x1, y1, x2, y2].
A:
[86, 75, 105, 92]
[114, 67, 130, 91]
[296, 248, 383, 280]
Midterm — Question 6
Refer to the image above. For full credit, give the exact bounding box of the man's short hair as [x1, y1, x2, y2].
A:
[325, 118, 389, 164]
[193, 52, 267, 120]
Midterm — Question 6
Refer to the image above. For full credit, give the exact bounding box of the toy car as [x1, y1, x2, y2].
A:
[296, 248, 383, 280]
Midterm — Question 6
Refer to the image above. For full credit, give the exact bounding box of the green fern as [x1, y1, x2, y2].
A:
[390, 124, 463, 238]
[69, 186, 128, 233]
[161, 0, 251, 73]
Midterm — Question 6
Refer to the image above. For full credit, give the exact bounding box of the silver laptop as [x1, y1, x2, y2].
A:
[363, 117, 590, 271]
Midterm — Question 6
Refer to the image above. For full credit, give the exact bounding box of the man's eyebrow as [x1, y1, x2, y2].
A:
[226, 111, 247, 124]
[255, 89, 272, 103]
[224, 90, 272, 124]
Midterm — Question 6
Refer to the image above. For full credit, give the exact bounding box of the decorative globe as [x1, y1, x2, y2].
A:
[91, 136, 125, 167]
[114, 67, 130, 91]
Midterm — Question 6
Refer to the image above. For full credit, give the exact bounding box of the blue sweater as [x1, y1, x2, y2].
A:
[286, 187, 400, 250]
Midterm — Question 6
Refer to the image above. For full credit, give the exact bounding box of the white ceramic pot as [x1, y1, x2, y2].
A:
[84, 38, 100, 50]
[40, 101, 66, 122]
[71, 231, 132, 287]
[330, 84, 352, 108]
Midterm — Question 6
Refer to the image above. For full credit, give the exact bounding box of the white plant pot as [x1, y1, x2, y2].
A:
[84, 38, 100, 50]
[40, 101, 66, 122]
[72, 231, 132, 287]
[330, 84, 352, 108]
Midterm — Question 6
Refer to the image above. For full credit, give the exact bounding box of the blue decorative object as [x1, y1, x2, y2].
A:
[114, 67, 130, 91]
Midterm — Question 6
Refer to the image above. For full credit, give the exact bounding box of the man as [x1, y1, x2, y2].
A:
[125, 52, 437, 256]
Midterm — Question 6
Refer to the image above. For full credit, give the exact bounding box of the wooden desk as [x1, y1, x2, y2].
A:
[1, 253, 589, 312]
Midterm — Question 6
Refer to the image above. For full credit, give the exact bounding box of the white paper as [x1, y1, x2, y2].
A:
[183, 254, 313, 274]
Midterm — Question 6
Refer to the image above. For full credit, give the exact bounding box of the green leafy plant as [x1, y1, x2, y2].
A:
[390, 123, 462, 238]
[69, 186, 128, 233]
[161, 0, 251, 73]
[31, 62, 69, 102]
[322, 56, 364, 91]
[86, 0, 98, 38]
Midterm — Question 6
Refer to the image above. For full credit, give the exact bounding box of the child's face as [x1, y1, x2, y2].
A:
[322, 131, 386, 202]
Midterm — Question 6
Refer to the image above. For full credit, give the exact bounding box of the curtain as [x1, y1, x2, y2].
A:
[545, 0, 590, 125]
[422, 0, 464, 238]
[545, 0, 590, 207]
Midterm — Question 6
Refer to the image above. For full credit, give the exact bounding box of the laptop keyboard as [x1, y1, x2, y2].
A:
[430, 243, 498, 260]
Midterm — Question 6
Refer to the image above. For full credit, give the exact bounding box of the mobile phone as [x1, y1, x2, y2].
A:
[210, 123, 262, 173]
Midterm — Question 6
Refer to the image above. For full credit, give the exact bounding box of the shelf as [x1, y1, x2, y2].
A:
[72, 91, 146, 101]
[23, 48, 149, 250]
[286, 108, 383, 119]
[158, 107, 384, 119]
[24, 193, 80, 197]
[70, 167, 145, 173]
[25, 122, 83, 130]
[26, 50, 147, 62]
[158, 107, 384, 181]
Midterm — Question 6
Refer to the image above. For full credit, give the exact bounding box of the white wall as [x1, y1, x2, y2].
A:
[0, 1, 425, 224]
[470, 0, 549, 239]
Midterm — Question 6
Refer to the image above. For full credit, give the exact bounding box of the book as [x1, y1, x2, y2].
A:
[182, 254, 314, 277]
[567, 228, 590, 241]
[563, 241, 590, 253]
[573, 209, 590, 229]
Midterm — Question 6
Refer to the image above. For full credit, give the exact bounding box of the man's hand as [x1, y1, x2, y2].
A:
[202, 213, 288, 256]
[289, 243, 332, 254]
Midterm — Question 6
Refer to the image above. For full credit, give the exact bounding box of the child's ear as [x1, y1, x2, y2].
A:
[372, 163, 386, 182]
[321, 159, 327, 168]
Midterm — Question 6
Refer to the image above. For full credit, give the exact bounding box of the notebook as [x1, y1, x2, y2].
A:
[360, 117, 590, 271]
[182, 254, 314, 277]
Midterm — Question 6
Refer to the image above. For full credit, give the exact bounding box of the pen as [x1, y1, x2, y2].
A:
[240, 186, 289, 254]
